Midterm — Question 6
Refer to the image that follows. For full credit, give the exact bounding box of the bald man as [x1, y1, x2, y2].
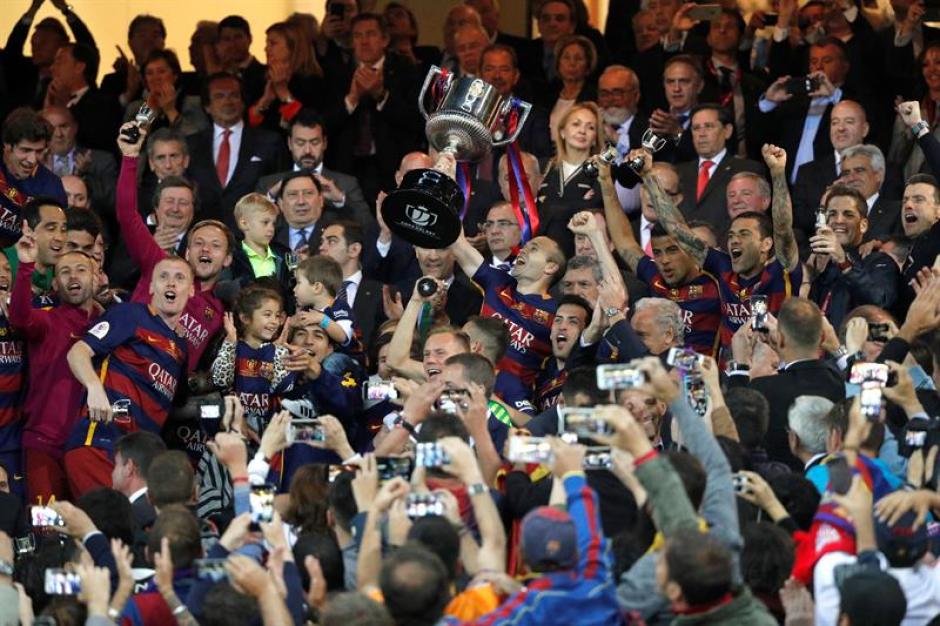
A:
[792, 99, 870, 237]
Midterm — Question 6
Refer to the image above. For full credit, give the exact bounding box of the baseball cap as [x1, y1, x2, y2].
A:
[876, 510, 928, 568]
[839, 570, 906, 626]
[521, 506, 577, 571]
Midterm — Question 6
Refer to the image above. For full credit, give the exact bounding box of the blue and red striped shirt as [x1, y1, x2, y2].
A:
[233, 342, 296, 432]
[0, 315, 24, 449]
[67, 303, 188, 453]
[472, 265, 556, 386]
[703, 249, 802, 350]
[637, 256, 722, 357]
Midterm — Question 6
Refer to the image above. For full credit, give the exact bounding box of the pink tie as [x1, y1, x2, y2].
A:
[643, 223, 654, 257]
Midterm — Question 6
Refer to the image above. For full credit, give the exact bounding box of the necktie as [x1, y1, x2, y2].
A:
[643, 223, 654, 257]
[294, 227, 309, 251]
[354, 94, 374, 157]
[616, 126, 631, 158]
[696, 160, 714, 202]
[336, 279, 353, 304]
[677, 112, 689, 129]
[216, 128, 232, 187]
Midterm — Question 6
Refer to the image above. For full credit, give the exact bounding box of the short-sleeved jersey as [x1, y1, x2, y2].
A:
[323, 300, 365, 366]
[234, 342, 297, 433]
[472, 265, 556, 386]
[704, 249, 802, 349]
[535, 357, 566, 412]
[67, 303, 188, 453]
[0, 316, 24, 447]
[493, 370, 535, 415]
[636, 256, 722, 357]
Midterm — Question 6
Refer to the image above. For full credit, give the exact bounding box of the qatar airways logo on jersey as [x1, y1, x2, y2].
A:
[490, 312, 535, 354]
[177, 313, 210, 349]
[0, 341, 22, 365]
[148, 363, 179, 400]
[239, 392, 270, 417]
[722, 302, 752, 327]
[680, 309, 694, 335]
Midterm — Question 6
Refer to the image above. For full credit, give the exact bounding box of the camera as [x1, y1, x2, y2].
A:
[849, 362, 895, 386]
[44, 569, 81, 595]
[666, 347, 704, 371]
[365, 379, 398, 402]
[815, 207, 828, 231]
[559, 407, 613, 441]
[111, 399, 132, 424]
[859, 385, 884, 422]
[195, 558, 228, 582]
[583, 446, 613, 470]
[596, 364, 646, 390]
[287, 418, 325, 444]
[249, 484, 276, 527]
[417, 277, 438, 298]
[282, 398, 315, 420]
[377, 457, 414, 481]
[120, 103, 157, 144]
[405, 493, 446, 519]
[199, 396, 224, 420]
[785, 75, 821, 96]
[868, 323, 890, 342]
[435, 390, 469, 415]
[899, 417, 940, 458]
[731, 473, 749, 494]
[31, 506, 65, 529]
[750, 295, 769, 333]
[415, 442, 451, 467]
[507, 436, 554, 464]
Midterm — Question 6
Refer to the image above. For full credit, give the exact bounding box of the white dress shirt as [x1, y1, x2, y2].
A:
[344, 269, 363, 305]
[212, 121, 244, 186]
[698, 148, 726, 180]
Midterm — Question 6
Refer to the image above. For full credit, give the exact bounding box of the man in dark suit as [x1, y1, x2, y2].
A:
[112, 431, 167, 532]
[676, 104, 765, 235]
[215, 15, 267, 106]
[598, 64, 648, 210]
[728, 298, 845, 470]
[839, 144, 902, 240]
[398, 246, 483, 329]
[654, 55, 706, 165]
[466, 0, 539, 72]
[256, 109, 373, 229]
[317, 219, 385, 348]
[791, 100, 870, 236]
[99, 15, 166, 104]
[44, 43, 121, 154]
[272, 170, 329, 256]
[185, 73, 283, 227]
[322, 13, 424, 206]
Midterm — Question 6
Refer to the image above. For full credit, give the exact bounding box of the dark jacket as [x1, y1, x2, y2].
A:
[676, 153, 766, 236]
[810, 249, 899, 329]
[537, 162, 604, 259]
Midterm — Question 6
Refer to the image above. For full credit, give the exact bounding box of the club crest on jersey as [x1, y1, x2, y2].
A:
[688, 285, 703, 299]
[341, 372, 357, 388]
[532, 309, 549, 325]
[204, 306, 215, 319]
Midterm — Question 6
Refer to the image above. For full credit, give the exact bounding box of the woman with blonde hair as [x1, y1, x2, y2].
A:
[536, 101, 605, 257]
[248, 21, 325, 133]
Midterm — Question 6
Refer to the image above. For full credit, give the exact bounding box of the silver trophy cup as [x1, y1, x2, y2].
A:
[382, 66, 533, 248]
[626, 129, 669, 173]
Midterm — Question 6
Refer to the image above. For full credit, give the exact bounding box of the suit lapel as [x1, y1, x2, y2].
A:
[228, 128, 253, 189]
[701, 153, 733, 201]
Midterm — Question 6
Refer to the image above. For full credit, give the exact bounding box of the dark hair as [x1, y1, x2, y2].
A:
[539, 0, 575, 19]
[562, 366, 605, 406]
[201, 72, 243, 107]
[293, 532, 345, 591]
[690, 103, 733, 127]
[906, 173, 940, 203]
[189, 219, 236, 255]
[557, 293, 593, 320]
[778, 297, 824, 351]
[650, 222, 673, 240]
[407, 517, 460, 582]
[463, 316, 510, 364]
[202, 581, 261, 626]
[664, 529, 733, 605]
[328, 470, 358, 533]
[322, 593, 393, 626]
[143, 48, 182, 81]
[810, 36, 848, 62]
[147, 505, 202, 568]
[664, 54, 704, 80]
[22, 197, 65, 230]
[277, 170, 323, 198]
[3, 107, 53, 146]
[284, 465, 330, 535]
[115, 431, 167, 481]
[234, 285, 283, 331]
[66, 207, 103, 240]
[768, 473, 821, 530]
[146, 127, 189, 158]
[289, 108, 327, 136]
[741, 521, 795, 595]
[64, 43, 100, 87]
[687, 220, 720, 242]
[323, 219, 365, 248]
[825, 183, 869, 217]
[725, 387, 770, 450]
[416, 412, 470, 444]
[351, 12, 388, 36]
[297, 255, 343, 297]
[152, 175, 198, 213]
[730, 210, 774, 240]
[218, 15, 251, 38]
[379, 545, 450, 626]
[33, 17, 68, 41]
[481, 43, 519, 70]
[128, 14, 167, 41]
[443, 352, 496, 396]
[714, 8, 746, 35]
[146, 451, 194, 507]
[77, 488, 135, 547]
[665, 451, 707, 510]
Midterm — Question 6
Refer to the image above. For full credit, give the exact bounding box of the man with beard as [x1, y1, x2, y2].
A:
[63, 256, 193, 497]
[115, 123, 232, 370]
[638, 143, 801, 352]
[807, 185, 899, 328]
[597, 65, 646, 211]
[534, 294, 590, 411]
[10, 234, 101, 502]
[256, 110, 371, 228]
[599, 161, 722, 357]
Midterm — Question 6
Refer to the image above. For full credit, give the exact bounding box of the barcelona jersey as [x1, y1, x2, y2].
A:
[67, 303, 188, 453]
[535, 357, 566, 412]
[324, 299, 365, 366]
[0, 315, 23, 449]
[472, 265, 556, 386]
[234, 342, 297, 432]
[636, 256, 722, 357]
[703, 249, 802, 349]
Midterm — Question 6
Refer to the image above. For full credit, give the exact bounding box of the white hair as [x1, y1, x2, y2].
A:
[841, 144, 885, 175]
[634, 297, 685, 343]
[787, 396, 836, 454]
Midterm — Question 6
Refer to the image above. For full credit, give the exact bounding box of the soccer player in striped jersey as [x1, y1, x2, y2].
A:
[0, 254, 23, 497]
[449, 231, 564, 387]
[62, 256, 193, 497]
[535, 295, 591, 411]
[631, 143, 801, 354]
[598, 160, 722, 357]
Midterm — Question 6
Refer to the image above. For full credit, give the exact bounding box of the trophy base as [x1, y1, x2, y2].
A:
[381, 168, 464, 249]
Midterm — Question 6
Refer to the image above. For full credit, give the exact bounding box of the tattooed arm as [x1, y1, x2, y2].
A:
[762, 144, 799, 271]
[637, 156, 708, 265]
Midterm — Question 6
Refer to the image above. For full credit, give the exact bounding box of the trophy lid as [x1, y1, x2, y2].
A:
[381, 169, 464, 249]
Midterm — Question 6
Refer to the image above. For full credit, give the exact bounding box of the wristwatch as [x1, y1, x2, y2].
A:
[912, 120, 930, 138]
[467, 483, 488, 497]
[604, 306, 621, 318]
[0, 559, 12, 576]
